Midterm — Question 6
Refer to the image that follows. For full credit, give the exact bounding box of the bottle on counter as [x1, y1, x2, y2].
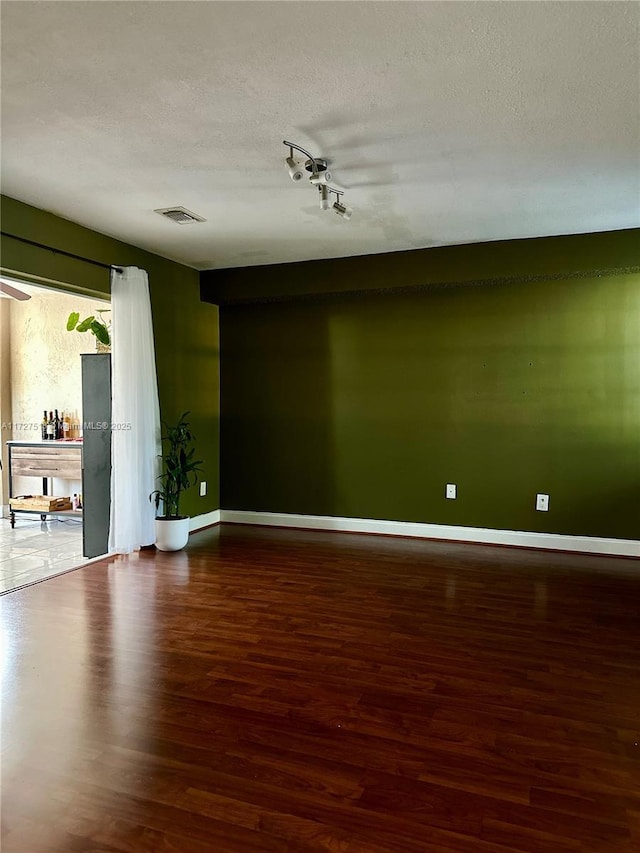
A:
[54, 409, 60, 440]
[41, 410, 48, 441]
[46, 411, 55, 440]
[62, 413, 70, 438]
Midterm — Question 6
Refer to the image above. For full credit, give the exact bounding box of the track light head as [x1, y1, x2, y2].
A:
[319, 186, 330, 210]
[286, 156, 304, 182]
[333, 200, 353, 220]
[309, 171, 333, 186]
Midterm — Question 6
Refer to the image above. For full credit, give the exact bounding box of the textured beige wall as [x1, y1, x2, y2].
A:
[8, 287, 109, 496]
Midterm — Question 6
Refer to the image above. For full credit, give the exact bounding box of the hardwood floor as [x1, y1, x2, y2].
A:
[1, 524, 639, 852]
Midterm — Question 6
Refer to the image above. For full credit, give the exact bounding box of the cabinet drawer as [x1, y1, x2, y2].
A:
[10, 446, 82, 479]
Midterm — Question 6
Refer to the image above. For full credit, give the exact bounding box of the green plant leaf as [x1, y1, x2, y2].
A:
[66, 311, 80, 331]
[76, 316, 95, 333]
[90, 319, 110, 345]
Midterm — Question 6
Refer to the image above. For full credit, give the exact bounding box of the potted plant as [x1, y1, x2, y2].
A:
[150, 412, 203, 551]
[66, 309, 111, 351]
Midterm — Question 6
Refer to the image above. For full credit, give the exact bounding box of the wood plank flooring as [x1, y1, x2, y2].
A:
[1, 524, 639, 852]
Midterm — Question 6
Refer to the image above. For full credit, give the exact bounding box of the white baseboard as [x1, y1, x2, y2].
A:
[190, 509, 221, 532]
[220, 510, 640, 558]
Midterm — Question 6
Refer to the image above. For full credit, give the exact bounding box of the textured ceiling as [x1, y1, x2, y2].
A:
[1, 1, 638, 270]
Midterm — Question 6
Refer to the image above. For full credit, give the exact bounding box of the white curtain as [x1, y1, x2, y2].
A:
[108, 266, 160, 553]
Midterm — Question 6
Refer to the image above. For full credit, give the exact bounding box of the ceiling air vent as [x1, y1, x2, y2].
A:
[154, 206, 206, 224]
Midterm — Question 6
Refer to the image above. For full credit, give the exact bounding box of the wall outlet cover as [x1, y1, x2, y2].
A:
[536, 493, 549, 511]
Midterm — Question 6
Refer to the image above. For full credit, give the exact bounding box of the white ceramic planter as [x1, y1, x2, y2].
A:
[155, 516, 190, 551]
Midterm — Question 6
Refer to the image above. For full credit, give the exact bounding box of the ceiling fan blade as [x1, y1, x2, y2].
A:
[0, 280, 31, 301]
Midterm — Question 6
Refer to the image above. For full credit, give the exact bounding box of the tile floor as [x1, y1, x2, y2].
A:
[0, 513, 87, 594]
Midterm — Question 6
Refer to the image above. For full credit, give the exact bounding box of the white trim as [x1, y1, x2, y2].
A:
[190, 509, 221, 532]
[221, 510, 640, 558]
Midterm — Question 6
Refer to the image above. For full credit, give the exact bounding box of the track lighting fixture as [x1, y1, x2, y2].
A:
[329, 187, 353, 219]
[333, 200, 353, 220]
[286, 155, 304, 182]
[283, 139, 353, 219]
[326, 188, 353, 220]
[309, 171, 333, 186]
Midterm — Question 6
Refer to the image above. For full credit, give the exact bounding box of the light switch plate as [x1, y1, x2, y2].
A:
[200, 481, 207, 497]
[446, 483, 457, 499]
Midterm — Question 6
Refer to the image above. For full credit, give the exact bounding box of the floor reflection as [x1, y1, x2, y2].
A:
[0, 516, 86, 594]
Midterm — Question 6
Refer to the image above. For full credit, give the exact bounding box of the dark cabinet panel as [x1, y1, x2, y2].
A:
[81, 354, 111, 558]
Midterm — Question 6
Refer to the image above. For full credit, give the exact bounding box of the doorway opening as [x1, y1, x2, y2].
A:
[0, 276, 110, 593]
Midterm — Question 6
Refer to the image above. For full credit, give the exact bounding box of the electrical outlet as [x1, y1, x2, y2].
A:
[446, 483, 457, 500]
[199, 481, 207, 497]
[536, 493, 549, 511]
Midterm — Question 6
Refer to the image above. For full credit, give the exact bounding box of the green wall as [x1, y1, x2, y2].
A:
[202, 228, 640, 305]
[1, 195, 220, 516]
[3, 194, 638, 540]
[216, 231, 640, 540]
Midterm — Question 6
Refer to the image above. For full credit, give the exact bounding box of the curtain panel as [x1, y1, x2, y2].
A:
[108, 266, 160, 553]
